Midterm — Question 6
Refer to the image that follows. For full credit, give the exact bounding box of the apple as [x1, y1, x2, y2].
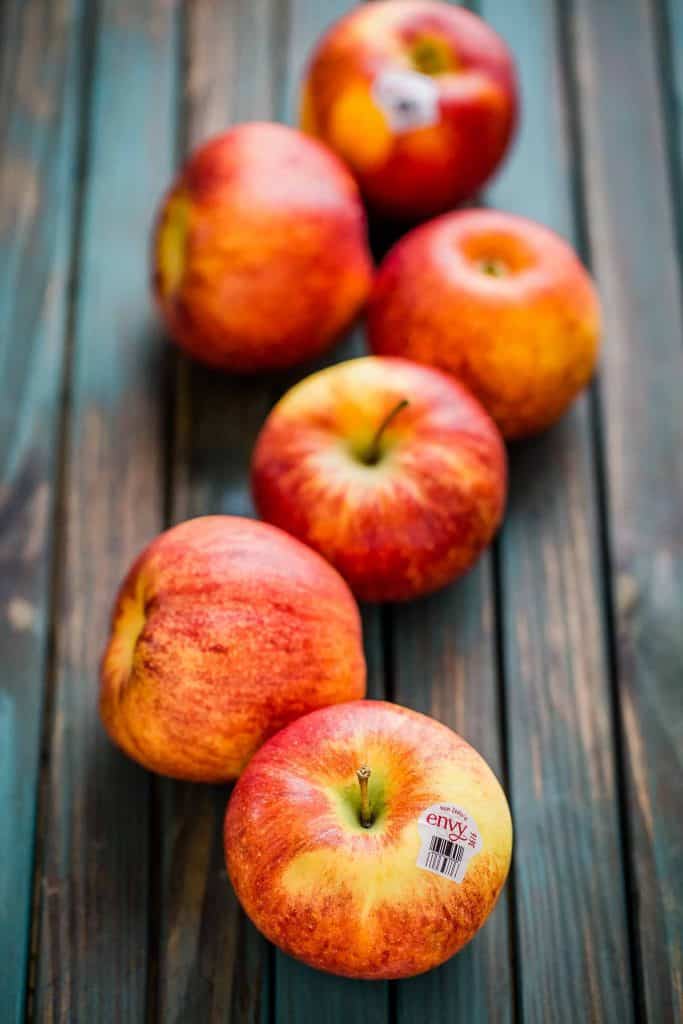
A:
[225, 699, 512, 979]
[99, 516, 366, 781]
[368, 209, 601, 438]
[300, 1, 518, 220]
[251, 356, 506, 602]
[151, 122, 373, 372]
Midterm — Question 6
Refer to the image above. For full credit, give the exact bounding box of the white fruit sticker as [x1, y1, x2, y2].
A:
[372, 69, 440, 133]
[416, 803, 482, 883]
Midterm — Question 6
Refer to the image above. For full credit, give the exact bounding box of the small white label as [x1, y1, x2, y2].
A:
[372, 69, 440, 133]
[416, 803, 482, 883]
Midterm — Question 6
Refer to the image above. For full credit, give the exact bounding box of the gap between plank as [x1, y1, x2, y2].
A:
[491, 541, 521, 1024]
[144, 3, 189, 1023]
[380, 603, 397, 1024]
[452, 8, 521, 1018]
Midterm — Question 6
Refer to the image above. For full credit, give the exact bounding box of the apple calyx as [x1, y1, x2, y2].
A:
[476, 257, 508, 278]
[363, 398, 410, 466]
[356, 764, 373, 828]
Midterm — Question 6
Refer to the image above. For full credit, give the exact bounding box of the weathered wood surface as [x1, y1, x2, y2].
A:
[30, 1, 179, 1019]
[572, 0, 683, 1019]
[483, 0, 636, 1020]
[0, 0, 681, 1021]
[385, 11, 510, 1024]
[158, 1, 277, 1018]
[273, 4, 390, 1022]
[159, 2, 389, 1020]
[0, 2, 83, 1020]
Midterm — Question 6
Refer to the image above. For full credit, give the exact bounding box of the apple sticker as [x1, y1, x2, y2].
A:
[372, 68, 440, 133]
[416, 803, 482, 882]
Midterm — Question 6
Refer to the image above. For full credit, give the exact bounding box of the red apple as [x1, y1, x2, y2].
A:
[225, 700, 513, 979]
[251, 356, 506, 602]
[300, 1, 518, 220]
[152, 122, 373, 371]
[369, 208, 602, 438]
[100, 516, 366, 781]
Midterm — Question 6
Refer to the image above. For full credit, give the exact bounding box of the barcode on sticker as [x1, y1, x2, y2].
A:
[424, 836, 466, 879]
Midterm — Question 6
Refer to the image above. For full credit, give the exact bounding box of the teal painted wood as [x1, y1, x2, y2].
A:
[571, 0, 683, 1018]
[272, 3, 391, 1020]
[661, 0, 683, 252]
[392, 571, 513, 1024]
[272, 586, 388, 1024]
[0, 1, 83, 1020]
[478, 0, 637, 1020]
[157, 2, 283, 1020]
[388, 1, 515, 1014]
[33, 1, 179, 1019]
[390, 3, 512, 1021]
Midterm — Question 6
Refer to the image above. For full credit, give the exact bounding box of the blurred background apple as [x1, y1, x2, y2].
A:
[300, 1, 517, 220]
[152, 122, 373, 371]
[369, 209, 601, 437]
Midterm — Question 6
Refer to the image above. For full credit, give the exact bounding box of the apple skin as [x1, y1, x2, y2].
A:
[368, 209, 602, 439]
[99, 516, 366, 782]
[151, 122, 373, 372]
[251, 356, 506, 602]
[300, 1, 517, 220]
[225, 700, 512, 979]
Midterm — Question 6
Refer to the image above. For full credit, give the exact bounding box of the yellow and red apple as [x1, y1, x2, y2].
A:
[152, 122, 373, 371]
[300, 1, 518, 220]
[251, 356, 506, 602]
[99, 516, 366, 781]
[369, 209, 601, 438]
[225, 700, 513, 979]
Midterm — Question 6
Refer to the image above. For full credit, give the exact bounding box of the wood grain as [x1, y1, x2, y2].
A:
[157, 2, 283, 1021]
[270, 4, 391, 1020]
[571, 0, 683, 1019]
[388, 2, 513, 1016]
[0, 1, 83, 1019]
[32, 1, 179, 1019]
[160, 2, 390, 1019]
[392, 570, 513, 1024]
[481, 0, 636, 1020]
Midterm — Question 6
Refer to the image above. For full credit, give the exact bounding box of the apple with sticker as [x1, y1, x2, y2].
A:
[225, 700, 512, 979]
[299, 0, 518, 220]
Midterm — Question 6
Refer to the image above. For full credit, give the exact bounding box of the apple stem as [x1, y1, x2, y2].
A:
[365, 399, 409, 465]
[356, 765, 372, 828]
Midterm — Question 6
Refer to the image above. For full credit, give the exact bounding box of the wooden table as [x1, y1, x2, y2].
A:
[2, 0, 682, 1021]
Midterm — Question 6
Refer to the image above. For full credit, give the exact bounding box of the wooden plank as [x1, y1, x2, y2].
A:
[157, 2, 281, 1021]
[481, 0, 636, 1020]
[33, 1, 179, 1019]
[271, 3, 390, 1021]
[271, 602, 388, 1024]
[160, 2, 390, 1020]
[392, 574, 513, 1023]
[390, 2, 511, 1020]
[571, 0, 683, 1019]
[0, 1, 83, 1019]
